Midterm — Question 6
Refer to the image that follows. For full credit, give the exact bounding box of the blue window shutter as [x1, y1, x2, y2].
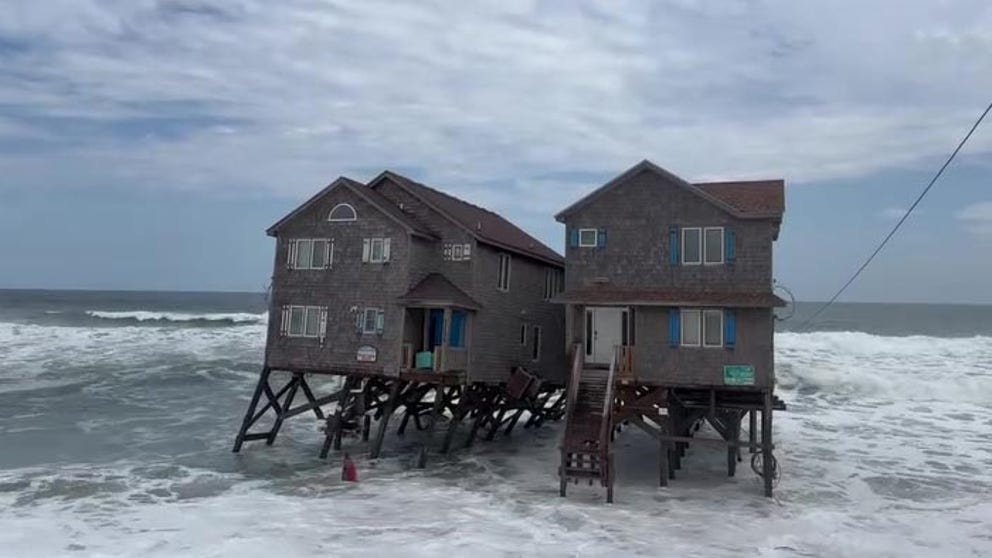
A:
[668, 308, 680, 347]
[726, 229, 736, 264]
[569, 228, 579, 248]
[597, 228, 607, 248]
[668, 226, 679, 266]
[725, 309, 737, 349]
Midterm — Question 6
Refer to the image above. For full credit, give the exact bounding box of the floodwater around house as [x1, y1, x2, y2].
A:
[1, 290, 990, 557]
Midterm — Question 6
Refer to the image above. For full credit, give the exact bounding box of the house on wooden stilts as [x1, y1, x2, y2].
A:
[553, 160, 788, 501]
[233, 171, 567, 466]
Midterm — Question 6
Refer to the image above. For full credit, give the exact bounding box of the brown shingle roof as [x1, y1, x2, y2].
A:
[555, 160, 785, 222]
[375, 172, 564, 267]
[694, 180, 785, 217]
[552, 287, 786, 308]
[399, 273, 481, 310]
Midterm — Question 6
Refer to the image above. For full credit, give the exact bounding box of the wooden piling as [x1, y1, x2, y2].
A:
[762, 390, 774, 497]
[370, 380, 402, 459]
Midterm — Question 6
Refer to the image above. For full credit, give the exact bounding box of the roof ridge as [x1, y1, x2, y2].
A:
[694, 179, 784, 185]
[385, 170, 500, 217]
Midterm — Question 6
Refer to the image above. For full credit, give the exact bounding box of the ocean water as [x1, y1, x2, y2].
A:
[0, 290, 990, 557]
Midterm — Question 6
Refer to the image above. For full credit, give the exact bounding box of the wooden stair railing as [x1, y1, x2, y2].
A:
[558, 344, 618, 503]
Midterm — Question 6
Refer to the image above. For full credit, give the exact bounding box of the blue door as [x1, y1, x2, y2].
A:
[428, 309, 444, 350]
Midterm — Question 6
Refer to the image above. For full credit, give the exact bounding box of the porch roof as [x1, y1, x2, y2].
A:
[399, 273, 482, 310]
[552, 287, 787, 308]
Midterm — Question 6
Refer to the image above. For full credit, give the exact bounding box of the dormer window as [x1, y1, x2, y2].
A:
[328, 203, 357, 222]
[444, 243, 472, 261]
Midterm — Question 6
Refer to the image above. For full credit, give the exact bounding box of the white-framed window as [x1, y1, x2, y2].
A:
[578, 228, 598, 247]
[520, 323, 528, 346]
[328, 203, 357, 222]
[362, 238, 391, 264]
[287, 239, 333, 270]
[444, 243, 472, 261]
[703, 309, 723, 347]
[682, 228, 702, 265]
[531, 325, 542, 361]
[680, 309, 701, 347]
[704, 227, 724, 265]
[544, 269, 563, 300]
[497, 253, 511, 291]
[360, 307, 385, 335]
[280, 305, 327, 341]
[680, 308, 723, 348]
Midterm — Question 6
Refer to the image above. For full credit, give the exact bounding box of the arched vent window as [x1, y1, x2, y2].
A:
[328, 203, 357, 222]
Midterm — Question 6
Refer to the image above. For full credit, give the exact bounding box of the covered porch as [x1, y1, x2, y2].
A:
[399, 273, 480, 375]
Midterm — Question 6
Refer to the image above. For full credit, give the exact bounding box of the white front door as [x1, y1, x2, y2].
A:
[587, 307, 623, 365]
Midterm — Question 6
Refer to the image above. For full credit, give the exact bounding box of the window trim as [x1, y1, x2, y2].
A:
[369, 238, 386, 263]
[578, 228, 599, 247]
[289, 238, 332, 270]
[544, 268, 563, 300]
[680, 309, 701, 347]
[497, 253, 512, 292]
[531, 325, 542, 361]
[681, 227, 702, 265]
[328, 203, 358, 222]
[703, 227, 725, 265]
[362, 307, 384, 335]
[702, 309, 724, 348]
[284, 305, 324, 338]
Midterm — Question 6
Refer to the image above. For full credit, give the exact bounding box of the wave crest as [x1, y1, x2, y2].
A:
[85, 310, 266, 325]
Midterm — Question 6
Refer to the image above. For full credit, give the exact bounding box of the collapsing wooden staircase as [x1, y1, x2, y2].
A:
[559, 344, 617, 503]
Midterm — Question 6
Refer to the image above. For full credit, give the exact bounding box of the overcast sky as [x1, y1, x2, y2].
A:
[1, 0, 991, 302]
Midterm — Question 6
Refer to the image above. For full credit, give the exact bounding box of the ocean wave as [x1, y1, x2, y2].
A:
[85, 310, 267, 325]
[0, 321, 266, 394]
[775, 330, 992, 403]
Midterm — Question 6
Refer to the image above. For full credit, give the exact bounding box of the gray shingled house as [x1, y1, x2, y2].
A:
[234, 171, 566, 463]
[553, 160, 787, 500]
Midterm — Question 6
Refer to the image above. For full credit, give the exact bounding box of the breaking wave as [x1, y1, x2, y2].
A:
[775, 331, 992, 404]
[85, 310, 267, 325]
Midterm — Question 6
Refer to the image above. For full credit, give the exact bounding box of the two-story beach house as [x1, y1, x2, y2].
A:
[233, 171, 566, 462]
[553, 160, 786, 500]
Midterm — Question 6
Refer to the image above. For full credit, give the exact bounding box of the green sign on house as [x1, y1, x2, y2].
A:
[723, 365, 755, 386]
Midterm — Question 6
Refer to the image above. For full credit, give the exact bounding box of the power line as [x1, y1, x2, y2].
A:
[798, 100, 992, 331]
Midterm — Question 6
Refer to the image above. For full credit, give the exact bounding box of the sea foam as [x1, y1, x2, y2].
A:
[85, 310, 267, 324]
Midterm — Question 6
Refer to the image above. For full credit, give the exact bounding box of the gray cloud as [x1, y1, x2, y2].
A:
[1, 0, 991, 209]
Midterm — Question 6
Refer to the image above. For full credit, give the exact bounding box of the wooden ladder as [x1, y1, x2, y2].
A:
[559, 345, 618, 503]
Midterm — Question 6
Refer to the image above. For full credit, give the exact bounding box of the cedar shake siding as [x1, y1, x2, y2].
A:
[266, 181, 413, 374]
[263, 172, 565, 386]
[555, 160, 784, 389]
[470, 243, 567, 384]
[561, 167, 776, 292]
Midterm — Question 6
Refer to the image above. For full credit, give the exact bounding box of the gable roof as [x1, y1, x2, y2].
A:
[555, 160, 785, 222]
[266, 177, 435, 238]
[399, 273, 482, 310]
[369, 171, 564, 267]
